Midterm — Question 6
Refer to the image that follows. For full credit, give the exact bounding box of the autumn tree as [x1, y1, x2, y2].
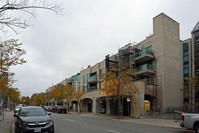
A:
[181, 77, 199, 112]
[49, 86, 66, 105]
[21, 96, 30, 105]
[60, 85, 75, 112]
[100, 62, 139, 117]
[0, 39, 26, 76]
[31, 93, 46, 106]
[73, 90, 85, 113]
[21, 96, 26, 104]
[0, 39, 26, 114]
[0, 0, 63, 34]
[4, 87, 20, 105]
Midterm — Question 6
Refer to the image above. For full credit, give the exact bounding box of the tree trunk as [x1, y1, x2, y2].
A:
[117, 98, 119, 119]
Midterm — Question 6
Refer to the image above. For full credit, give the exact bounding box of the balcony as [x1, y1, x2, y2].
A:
[87, 75, 97, 84]
[135, 64, 154, 77]
[133, 49, 154, 64]
[87, 86, 97, 92]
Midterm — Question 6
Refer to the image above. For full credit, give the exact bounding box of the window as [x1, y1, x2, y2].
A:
[83, 75, 85, 84]
[100, 68, 104, 74]
[183, 67, 189, 74]
[183, 55, 189, 62]
[183, 43, 189, 53]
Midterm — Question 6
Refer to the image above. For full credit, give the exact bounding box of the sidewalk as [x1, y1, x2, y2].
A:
[0, 111, 13, 133]
[68, 112, 181, 129]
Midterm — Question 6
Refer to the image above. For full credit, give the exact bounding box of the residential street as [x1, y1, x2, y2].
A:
[51, 113, 194, 133]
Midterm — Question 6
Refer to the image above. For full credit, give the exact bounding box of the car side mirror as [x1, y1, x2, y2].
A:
[47, 112, 51, 115]
[13, 113, 19, 117]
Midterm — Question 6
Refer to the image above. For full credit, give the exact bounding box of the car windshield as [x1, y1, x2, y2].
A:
[57, 106, 63, 108]
[20, 108, 46, 117]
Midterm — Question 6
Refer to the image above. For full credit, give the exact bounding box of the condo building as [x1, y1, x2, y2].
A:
[45, 13, 199, 115]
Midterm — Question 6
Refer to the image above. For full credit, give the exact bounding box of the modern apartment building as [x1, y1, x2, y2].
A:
[192, 21, 199, 108]
[46, 13, 199, 115]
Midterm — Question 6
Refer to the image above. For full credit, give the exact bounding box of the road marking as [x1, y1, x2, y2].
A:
[65, 118, 75, 122]
[107, 129, 120, 133]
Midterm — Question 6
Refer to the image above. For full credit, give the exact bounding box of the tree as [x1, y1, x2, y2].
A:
[4, 87, 20, 105]
[0, 39, 26, 114]
[0, 0, 63, 34]
[49, 86, 66, 105]
[100, 62, 139, 117]
[31, 93, 46, 106]
[0, 39, 26, 74]
[181, 77, 199, 112]
[73, 90, 84, 113]
[60, 85, 75, 112]
[21, 96, 30, 105]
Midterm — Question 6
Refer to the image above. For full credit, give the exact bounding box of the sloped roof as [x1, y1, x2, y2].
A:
[192, 21, 199, 33]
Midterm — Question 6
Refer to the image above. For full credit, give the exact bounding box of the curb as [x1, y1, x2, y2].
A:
[70, 112, 182, 129]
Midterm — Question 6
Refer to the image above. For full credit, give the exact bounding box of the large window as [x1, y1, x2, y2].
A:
[183, 42, 190, 103]
[83, 75, 85, 84]
[183, 42, 189, 79]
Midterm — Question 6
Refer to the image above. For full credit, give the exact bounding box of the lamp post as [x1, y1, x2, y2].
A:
[0, 44, 3, 121]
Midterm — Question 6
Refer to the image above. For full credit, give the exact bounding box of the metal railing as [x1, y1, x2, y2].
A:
[135, 64, 154, 72]
[131, 49, 154, 60]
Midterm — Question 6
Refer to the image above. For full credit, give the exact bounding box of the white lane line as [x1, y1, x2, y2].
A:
[65, 118, 75, 122]
[107, 129, 120, 133]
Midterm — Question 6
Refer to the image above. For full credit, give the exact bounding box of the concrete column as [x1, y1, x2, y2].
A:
[92, 98, 96, 114]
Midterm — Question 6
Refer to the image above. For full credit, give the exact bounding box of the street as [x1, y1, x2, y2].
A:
[51, 113, 194, 133]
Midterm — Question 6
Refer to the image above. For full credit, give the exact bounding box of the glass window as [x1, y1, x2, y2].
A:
[183, 67, 189, 74]
[83, 75, 85, 84]
[183, 55, 189, 62]
[183, 43, 189, 53]
[184, 61, 189, 65]
[100, 68, 104, 74]
[20, 108, 46, 117]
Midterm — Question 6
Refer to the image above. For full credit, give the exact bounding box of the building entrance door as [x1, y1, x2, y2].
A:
[88, 103, 92, 112]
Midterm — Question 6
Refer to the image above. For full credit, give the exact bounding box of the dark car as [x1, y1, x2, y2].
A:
[52, 106, 67, 114]
[14, 106, 54, 133]
[43, 106, 52, 112]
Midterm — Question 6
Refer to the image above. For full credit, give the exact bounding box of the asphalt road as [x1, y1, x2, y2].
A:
[51, 113, 194, 133]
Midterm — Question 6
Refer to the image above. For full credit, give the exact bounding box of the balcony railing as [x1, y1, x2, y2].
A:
[87, 86, 97, 92]
[132, 49, 154, 64]
[134, 49, 154, 58]
[136, 64, 154, 71]
[87, 75, 97, 83]
[135, 64, 154, 76]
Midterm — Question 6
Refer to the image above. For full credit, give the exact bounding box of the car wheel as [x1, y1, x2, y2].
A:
[195, 125, 199, 133]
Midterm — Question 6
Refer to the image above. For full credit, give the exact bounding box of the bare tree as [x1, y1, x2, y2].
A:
[0, 0, 63, 34]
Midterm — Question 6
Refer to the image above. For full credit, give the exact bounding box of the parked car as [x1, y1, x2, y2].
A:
[14, 105, 22, 114]
[52, 106, 67, 114]
[100, 107, 106, 114]
[180, 113, 199, 133]
[43, 106, 53, 112]
[14, 106, 54, 133]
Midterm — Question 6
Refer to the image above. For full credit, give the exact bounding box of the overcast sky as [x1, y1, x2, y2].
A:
[3, 0, 199, 97]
